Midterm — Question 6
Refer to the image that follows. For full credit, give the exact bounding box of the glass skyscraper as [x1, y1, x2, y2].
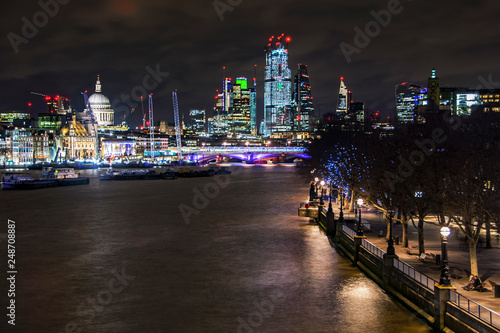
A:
[292, 64, 315, 132]
[336, 77, 348, 114]
[189, 109, 206, 136]
[264, 34, 292, 136]
[213, 76, 256, 136]
[395, 83, 426, 123]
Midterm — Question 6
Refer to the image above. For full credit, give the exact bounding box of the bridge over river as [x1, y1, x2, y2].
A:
[179, 146, 309, 164]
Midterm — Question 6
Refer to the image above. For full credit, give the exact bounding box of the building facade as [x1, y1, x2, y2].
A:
[189, 109, 206, 136]
[264, 34, 292, 136]
[292, 64, 315, 132]
[395, 83, 426, 123]
[212, 76, 256, 136]
[87, 75, 114, 127]
[336, 77, 349, 114]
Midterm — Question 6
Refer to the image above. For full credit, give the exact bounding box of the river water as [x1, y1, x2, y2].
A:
[0, 164, 431, 332]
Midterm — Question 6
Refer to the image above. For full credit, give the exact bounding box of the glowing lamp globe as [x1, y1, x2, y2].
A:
[314, 177, 319, 182]
[320, 180, 325, 186]
[440, 227, 451, 238]
[357, 198, 364, 206]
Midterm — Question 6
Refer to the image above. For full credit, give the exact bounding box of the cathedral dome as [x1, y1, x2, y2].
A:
[86, 75, 114, 127]
[89, 93, 110, 106]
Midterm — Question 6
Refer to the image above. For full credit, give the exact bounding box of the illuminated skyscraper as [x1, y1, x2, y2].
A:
[229, 77, 253, 135]
[189, 109, 206, 136]
[213, 75, 256, 136]
[264, 34, 292, 136]
[213, 77, 232, 135]
[250, 75, 257, 136]
[336, 77, 348, 114]
[395, 83, 426, 123]
[292, 64, 315, 132]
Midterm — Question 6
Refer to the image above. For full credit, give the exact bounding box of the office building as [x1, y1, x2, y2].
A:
[264, 34, 292, 135]
[292, 64, 315, 132]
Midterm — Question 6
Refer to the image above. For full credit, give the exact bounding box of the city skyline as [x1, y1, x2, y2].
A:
[2, 0, 500, 127]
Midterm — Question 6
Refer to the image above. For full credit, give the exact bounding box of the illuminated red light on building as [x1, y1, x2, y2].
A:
[285, 37, 291, 42]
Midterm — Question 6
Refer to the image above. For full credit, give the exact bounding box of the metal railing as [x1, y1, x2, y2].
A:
[450, 290, 500, 329]
[343, 225, 356, 238]
[393, 258, 437, 290]
[362, 239, 386, 259]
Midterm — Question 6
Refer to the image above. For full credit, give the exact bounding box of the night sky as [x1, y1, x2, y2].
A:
[2, 0, 500, 127]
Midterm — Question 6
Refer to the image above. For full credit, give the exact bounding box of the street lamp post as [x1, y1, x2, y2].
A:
[314, 177, 319, 199]
[339, 188, 344, 224]
[387, 210, 395, 255]
[329, 181, 333, 209]
[439, 227, 452, 286]
[320, 180, 325, 205]
[356, 198, 364, 236]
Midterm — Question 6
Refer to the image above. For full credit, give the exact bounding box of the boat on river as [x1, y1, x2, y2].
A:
[1, 172, 57, 190]
[175, 167, 215, 178]
[40, 167, 90, 186]
[99, 168, 177, 180]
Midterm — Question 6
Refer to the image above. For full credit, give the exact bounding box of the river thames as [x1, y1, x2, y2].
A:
[0, 164, 431, 332]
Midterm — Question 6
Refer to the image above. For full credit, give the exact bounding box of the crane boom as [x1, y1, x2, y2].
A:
[172, 90, 182, 161]
[30, 92, 49, 97]
[148, 93, 154, 160]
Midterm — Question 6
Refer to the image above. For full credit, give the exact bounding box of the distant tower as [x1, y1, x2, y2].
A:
[427, 68, 440, 112]
[250, 65, 257, 136]
[336, 77, 349, 114]
[264, 34, 292, 136]
[292, 64, 315, 132]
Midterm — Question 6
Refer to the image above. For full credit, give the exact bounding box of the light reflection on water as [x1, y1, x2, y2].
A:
[0, 165, 431, 332]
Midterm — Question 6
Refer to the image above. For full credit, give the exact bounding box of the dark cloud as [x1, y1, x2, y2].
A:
[1, 0, 500, 126]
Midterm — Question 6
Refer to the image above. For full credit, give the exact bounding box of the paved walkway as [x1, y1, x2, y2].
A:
[325, 202, 500, 314]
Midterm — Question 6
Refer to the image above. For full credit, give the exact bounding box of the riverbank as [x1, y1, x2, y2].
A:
[307, 199, 500, 332]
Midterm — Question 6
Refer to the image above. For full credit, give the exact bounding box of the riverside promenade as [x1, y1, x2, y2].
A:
[325, 202, 500, 314]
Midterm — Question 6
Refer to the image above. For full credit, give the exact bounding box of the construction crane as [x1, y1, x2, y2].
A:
[172, 90, 183, 161]
[141, 95, 146, 129]
[148, 93, 154, 160]
[30, 92, 71, 114]
[30, 92, 49, 97]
